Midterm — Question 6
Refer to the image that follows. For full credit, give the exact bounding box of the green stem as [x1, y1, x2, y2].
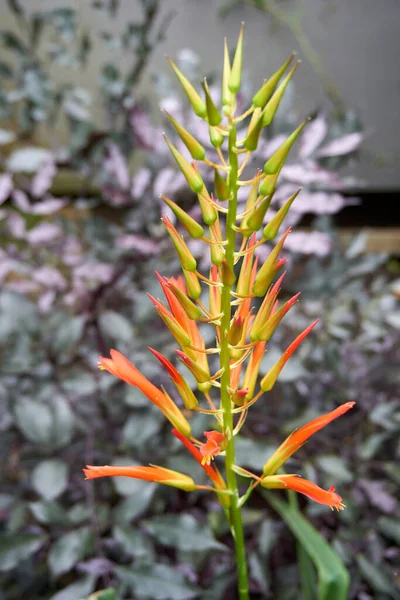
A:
[220, 120, 250, 600]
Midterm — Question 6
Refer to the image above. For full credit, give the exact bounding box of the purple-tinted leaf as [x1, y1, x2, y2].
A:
[7, 212, 26, 238]
[77, 557, 115, 575]
[317, 132, 363, 157]
[32, 197, 67, 215]
[131, 167, 151, 198]
[38, 290, 56, 314]
[293, 191, 347, 215]
[358, 480, 397, 514]
[74, 262, 114, 284]
[31, 159, 56, 198]
[12, 189, 31, 212]
[105, 143, 130, 190]
[299, 115, 328, 158]
[281, 163, 341, 186]
[284, 231, 332, 256]
[129, 106, 161, 151]
[117, 234, 160, 256]
[153, 168, 186, 197]
[0, 173, 13, 205]
[27, 222, 62, 245]
[33, 266, 67, 290]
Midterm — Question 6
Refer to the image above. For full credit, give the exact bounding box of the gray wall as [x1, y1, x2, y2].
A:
[4, 0, 400, 189]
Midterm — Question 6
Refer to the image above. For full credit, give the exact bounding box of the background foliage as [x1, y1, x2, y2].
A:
[1, 1, 399, 599]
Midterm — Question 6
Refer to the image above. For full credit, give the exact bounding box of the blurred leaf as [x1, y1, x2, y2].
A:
[108, 457, 156, 498]
[112, 483, 156, 523]
[29, 501, 71, 526]
[0, 128, 16, 145]
[6, 147, 53, 173]
[31, 459, 69, 501]
[249, 551, 270, 595]
[235, 436, 274, 471]
[113, 525, 154, 559]
[6, 0, 24, 16]
[49, 576, 95, 600]
[143, 514, 227, 552]
[315, 455, 353, 484]
[52, 315, 86, 356]
[99, 311, 133, 343]
[0, 533, 47, 571]
[14, 397, 53, 445]
[48, 527, 94, 578]
[116, 564, 200, 599]
[82, 590, 117, 600]
[377, 517, 400, 546]
[355, 554, 398, 597]
[265, 493, 350, 600]
[122, 413, 160, 448]
[0, 31, 26, 54]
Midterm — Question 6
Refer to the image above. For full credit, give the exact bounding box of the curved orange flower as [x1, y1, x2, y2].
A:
[261, 474, 345, 511]
[83, 464, 195, 491]
[263, 401, 355, 475]
[98, 349, 191, 436]
[199, 431, 226, 465]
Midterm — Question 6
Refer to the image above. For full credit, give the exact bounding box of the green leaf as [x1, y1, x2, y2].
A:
[49, 576, 95, 600]
[31, 459, 69, 501]
[122, 413, 160, 448]
[52, 315, 86, 356]
[264, 493, 350, 600]
[143, 514, 227, 552]
[82, 590, 117, 600]
[377, 516, 400, 546]
[235, 435, 274, 471]
[14, 397, 53, 445]
[48, 527, 94, 578]
[49, 395, 74, 449]
[112, 485, 155, 523]
[315, 455, 353, 484]
[0, 533, 47, 571]
[356, 554, 398, 596]
[99, 311, 133, 343]
[29, 501, 71, 526]
[0, 128, 16, 145]
[6, 146, 52, 172]
[116, 564, 200, 599]
[113, 525, 154, 559]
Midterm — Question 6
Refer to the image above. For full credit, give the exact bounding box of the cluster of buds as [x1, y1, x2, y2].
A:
[84, 27, 355, 515]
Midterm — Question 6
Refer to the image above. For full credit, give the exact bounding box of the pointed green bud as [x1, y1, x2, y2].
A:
[162, 195, 204, 239]
[214, 169, 230, 201]
[259, 171, 280, 196]
[198, 185, 218, 225]
[261, 61, 300, 127]
[162, 215, 197, 272]
[162, 110, 205, 160]
[202, 79, 222, 126]
[228, 23, 244, 93]
[210, 220, 225, 266]
[222, 37, 232, 107]
[247, 194, 272, 232]
[263, 120, 308, 174]
[244, 107, 264, 151]
[252, 228, 290, 297]
[183, 269, 202, 300]
[209, 125, 224, 149]
[252, 53, 295, 108]
[221, 259, 236, 286]
[263, 189, 300, 239]
[167, 281, 202, 320]
[228, 315, 244, 346]
[167, 56, 207, 118]
[163, 134, 204, 193]
[240, 176, 260, 235]
[257, 292, 301, 342]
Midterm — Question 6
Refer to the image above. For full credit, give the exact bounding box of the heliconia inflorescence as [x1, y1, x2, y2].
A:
[85, 28, 355, 600]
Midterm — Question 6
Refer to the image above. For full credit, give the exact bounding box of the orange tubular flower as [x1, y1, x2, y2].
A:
[149, 347, 198, 410]
[98, 349, 191, 436]
[199, 430, 227, 465]
[171, 428, 228, 502]
[264, 401, 356, 475]
[261, 474, 345, 511]
[83, 465, 195, 491]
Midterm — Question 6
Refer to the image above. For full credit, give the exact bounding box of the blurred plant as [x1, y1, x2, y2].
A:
[84, 28, 358, 599]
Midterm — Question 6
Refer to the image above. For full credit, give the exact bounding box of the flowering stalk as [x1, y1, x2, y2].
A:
[85, 28, 355, 599]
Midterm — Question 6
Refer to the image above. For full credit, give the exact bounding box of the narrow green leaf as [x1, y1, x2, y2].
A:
[264, 492, 350, 600]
